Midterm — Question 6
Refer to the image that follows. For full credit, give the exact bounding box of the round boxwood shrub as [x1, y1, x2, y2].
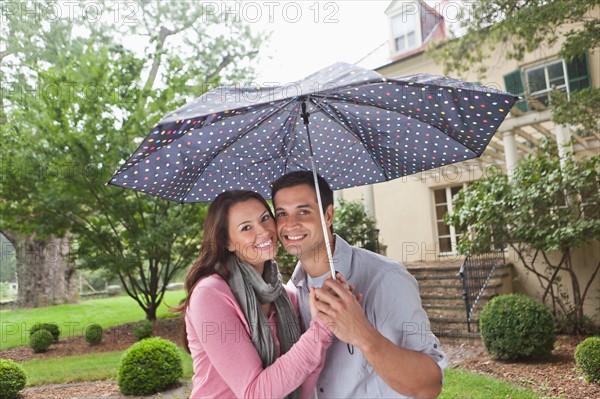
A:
[479, 294, 556, 360]
[575, 336, 600, 384]
[133, 319, 153, 341]
[118, 337, 183, 395]
[84, 323, 103, 345]
[0, 358, 27, 399]
[30, 322, 60, 342]
[29, 329, 54, 353]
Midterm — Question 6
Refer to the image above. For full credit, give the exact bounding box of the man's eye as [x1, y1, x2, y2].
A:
[275, 212, 285, 218]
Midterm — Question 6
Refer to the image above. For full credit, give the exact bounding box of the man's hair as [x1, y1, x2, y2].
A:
[271, 171, 334, 213]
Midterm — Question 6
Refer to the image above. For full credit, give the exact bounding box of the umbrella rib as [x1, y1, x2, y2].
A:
[310, 97, 391, 180]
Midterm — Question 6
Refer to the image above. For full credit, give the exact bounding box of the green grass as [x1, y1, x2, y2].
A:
[20, 347, 193, 386]
[0, 291, 186, 350]
[20, 349, 541, 399]
[440, 368, 541, 399]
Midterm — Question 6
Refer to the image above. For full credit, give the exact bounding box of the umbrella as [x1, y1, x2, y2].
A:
[109, 62, 518, 277]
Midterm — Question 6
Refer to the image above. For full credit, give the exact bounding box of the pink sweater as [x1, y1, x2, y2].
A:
[185, 274, 333, 398]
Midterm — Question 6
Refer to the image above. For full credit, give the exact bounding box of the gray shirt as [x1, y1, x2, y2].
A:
[288, 235, 448, 398]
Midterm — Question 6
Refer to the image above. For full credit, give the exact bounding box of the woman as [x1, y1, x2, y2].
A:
[179, 190, 334, 399]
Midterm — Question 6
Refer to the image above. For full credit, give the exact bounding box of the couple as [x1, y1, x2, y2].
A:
[179, 171, 448, 398]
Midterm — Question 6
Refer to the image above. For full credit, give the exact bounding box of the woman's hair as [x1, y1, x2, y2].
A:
[177, 190, 274, 352]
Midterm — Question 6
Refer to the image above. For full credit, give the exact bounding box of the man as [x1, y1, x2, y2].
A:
[272, 171, 447, 398]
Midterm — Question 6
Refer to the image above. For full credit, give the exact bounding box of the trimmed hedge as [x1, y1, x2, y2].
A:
[0, 358, 27, 399]
[84, 323, 103, 345]
[29, 329, 54, 353]
[479, 294, 556, 360]
[118, 337, 183, 396]
[575, 336, 600, 384]
[133, 319, 153, 341]
[30, 322, 60, 342]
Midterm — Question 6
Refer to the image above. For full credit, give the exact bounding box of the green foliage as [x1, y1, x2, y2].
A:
[449, 140, 600, 329]
[30, 323, 60, 342]
[575, 336, 600, 384]
[1, 1, 265, 320]
[479, 294, 556, 360]
[133, 320, 154, 341]
[29, 330, 54, 353]
[430, 0, 600, 135]
[334, 198, 379, 252]
[84, 324, 103, 345]
[0, 358, 27, 399]
[118, 337, 183, 395]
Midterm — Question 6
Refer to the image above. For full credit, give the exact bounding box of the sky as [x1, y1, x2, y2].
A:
[248, 1, 391, 84]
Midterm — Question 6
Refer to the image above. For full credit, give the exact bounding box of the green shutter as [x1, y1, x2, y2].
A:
[566, 52, 591, 93]
[503, 70, 530, 112]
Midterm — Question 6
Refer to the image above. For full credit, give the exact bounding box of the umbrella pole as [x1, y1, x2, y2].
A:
[302, 101, 336, 280]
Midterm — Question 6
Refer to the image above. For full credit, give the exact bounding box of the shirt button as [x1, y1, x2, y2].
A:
[433, 344, 438, 348]
[320, 388, 324, 393]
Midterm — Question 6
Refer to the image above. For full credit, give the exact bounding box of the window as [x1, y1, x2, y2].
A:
[434, 186, 464, 255]
[503, 53, 591, 112]
[391, 13, 417, 53]
[525, 60, 567, 106]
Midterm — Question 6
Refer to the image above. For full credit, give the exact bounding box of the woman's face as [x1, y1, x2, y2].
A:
[227, 199, 278, 271]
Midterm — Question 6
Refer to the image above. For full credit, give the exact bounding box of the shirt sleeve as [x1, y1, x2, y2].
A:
[188, 279, 333, 399]
[368, 267, 448, 373]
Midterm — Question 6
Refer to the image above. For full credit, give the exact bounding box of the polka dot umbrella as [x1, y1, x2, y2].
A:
[109, 61, 518, 277]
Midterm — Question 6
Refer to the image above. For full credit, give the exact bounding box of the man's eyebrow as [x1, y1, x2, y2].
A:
[274, 204, 311, 212]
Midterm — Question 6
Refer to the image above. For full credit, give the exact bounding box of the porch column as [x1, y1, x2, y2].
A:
[363, 185, 376, 220]
[503, 131, 519, 180]
[555, 124, 574, 169]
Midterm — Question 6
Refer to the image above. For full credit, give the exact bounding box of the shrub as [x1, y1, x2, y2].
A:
[575, 336, 600, 384]
[479, 294, 556, 360]
[133, 319, 153, 341]
[0, 358, 27, 399]
[118, 337, 183, 395]
[84, 323, 103, 345]
[29, 329, 54, 353]
[30, 322, 60, 342]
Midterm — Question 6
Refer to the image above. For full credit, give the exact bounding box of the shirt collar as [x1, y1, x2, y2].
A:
[290, 234, 354, 290]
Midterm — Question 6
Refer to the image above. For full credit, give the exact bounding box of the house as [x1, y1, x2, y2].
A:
[341, 0, 600, 322]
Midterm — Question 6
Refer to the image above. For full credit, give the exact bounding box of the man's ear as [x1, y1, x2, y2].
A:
[325, 204, 334, 227]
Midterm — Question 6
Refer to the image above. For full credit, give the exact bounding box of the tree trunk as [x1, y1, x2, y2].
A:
[3, 231, 78, 307]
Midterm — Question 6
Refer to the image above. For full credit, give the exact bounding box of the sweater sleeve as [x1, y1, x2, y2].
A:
[188, 278, 333, 399]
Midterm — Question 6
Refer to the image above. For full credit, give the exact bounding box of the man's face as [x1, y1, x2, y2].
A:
[273, 184, 333, 263]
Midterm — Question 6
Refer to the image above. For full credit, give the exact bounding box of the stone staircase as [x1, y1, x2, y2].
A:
[405, 260, 514, 342]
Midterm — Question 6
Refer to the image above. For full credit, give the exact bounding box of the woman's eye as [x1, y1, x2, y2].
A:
[241, 225, 251, 231]
[261, 215, 271, 222]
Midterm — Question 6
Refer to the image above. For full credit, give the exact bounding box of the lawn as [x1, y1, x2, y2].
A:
[19, 350, 541, 399]
[20, 347, 194, 386]
[0, 291, 186, 350]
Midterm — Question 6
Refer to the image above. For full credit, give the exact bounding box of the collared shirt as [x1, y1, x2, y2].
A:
[288, 235, 448, 398]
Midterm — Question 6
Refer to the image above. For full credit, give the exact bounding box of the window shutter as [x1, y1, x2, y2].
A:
[503, 70, 530, 112]
[566, 52, 591, 93]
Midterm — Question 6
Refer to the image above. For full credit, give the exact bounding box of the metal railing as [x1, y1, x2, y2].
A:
[459, 250, 505, 332]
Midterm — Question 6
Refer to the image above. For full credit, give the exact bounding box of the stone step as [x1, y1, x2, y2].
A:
[422, 294, 494, 308]
[424, 307, 470, 319]
[436, 330, 482, 344]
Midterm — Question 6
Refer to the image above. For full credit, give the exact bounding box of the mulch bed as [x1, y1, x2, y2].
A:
[0, 317, 183, 363]
[456, 335, 600, 399]
[2, 320, 599, 399]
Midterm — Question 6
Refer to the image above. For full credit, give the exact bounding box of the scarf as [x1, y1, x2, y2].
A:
[226, 255, 302, 399]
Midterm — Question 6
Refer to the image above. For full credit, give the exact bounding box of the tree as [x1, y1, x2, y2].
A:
[431, 0, 600, 135]
[448, 140, 600, 332]
[0, 1, 265, 317]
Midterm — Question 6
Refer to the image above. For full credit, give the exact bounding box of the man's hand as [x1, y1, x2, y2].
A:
[313, 275, 372, 346]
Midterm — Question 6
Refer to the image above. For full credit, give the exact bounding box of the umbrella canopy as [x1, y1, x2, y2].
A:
[109, 62, 518, 203]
